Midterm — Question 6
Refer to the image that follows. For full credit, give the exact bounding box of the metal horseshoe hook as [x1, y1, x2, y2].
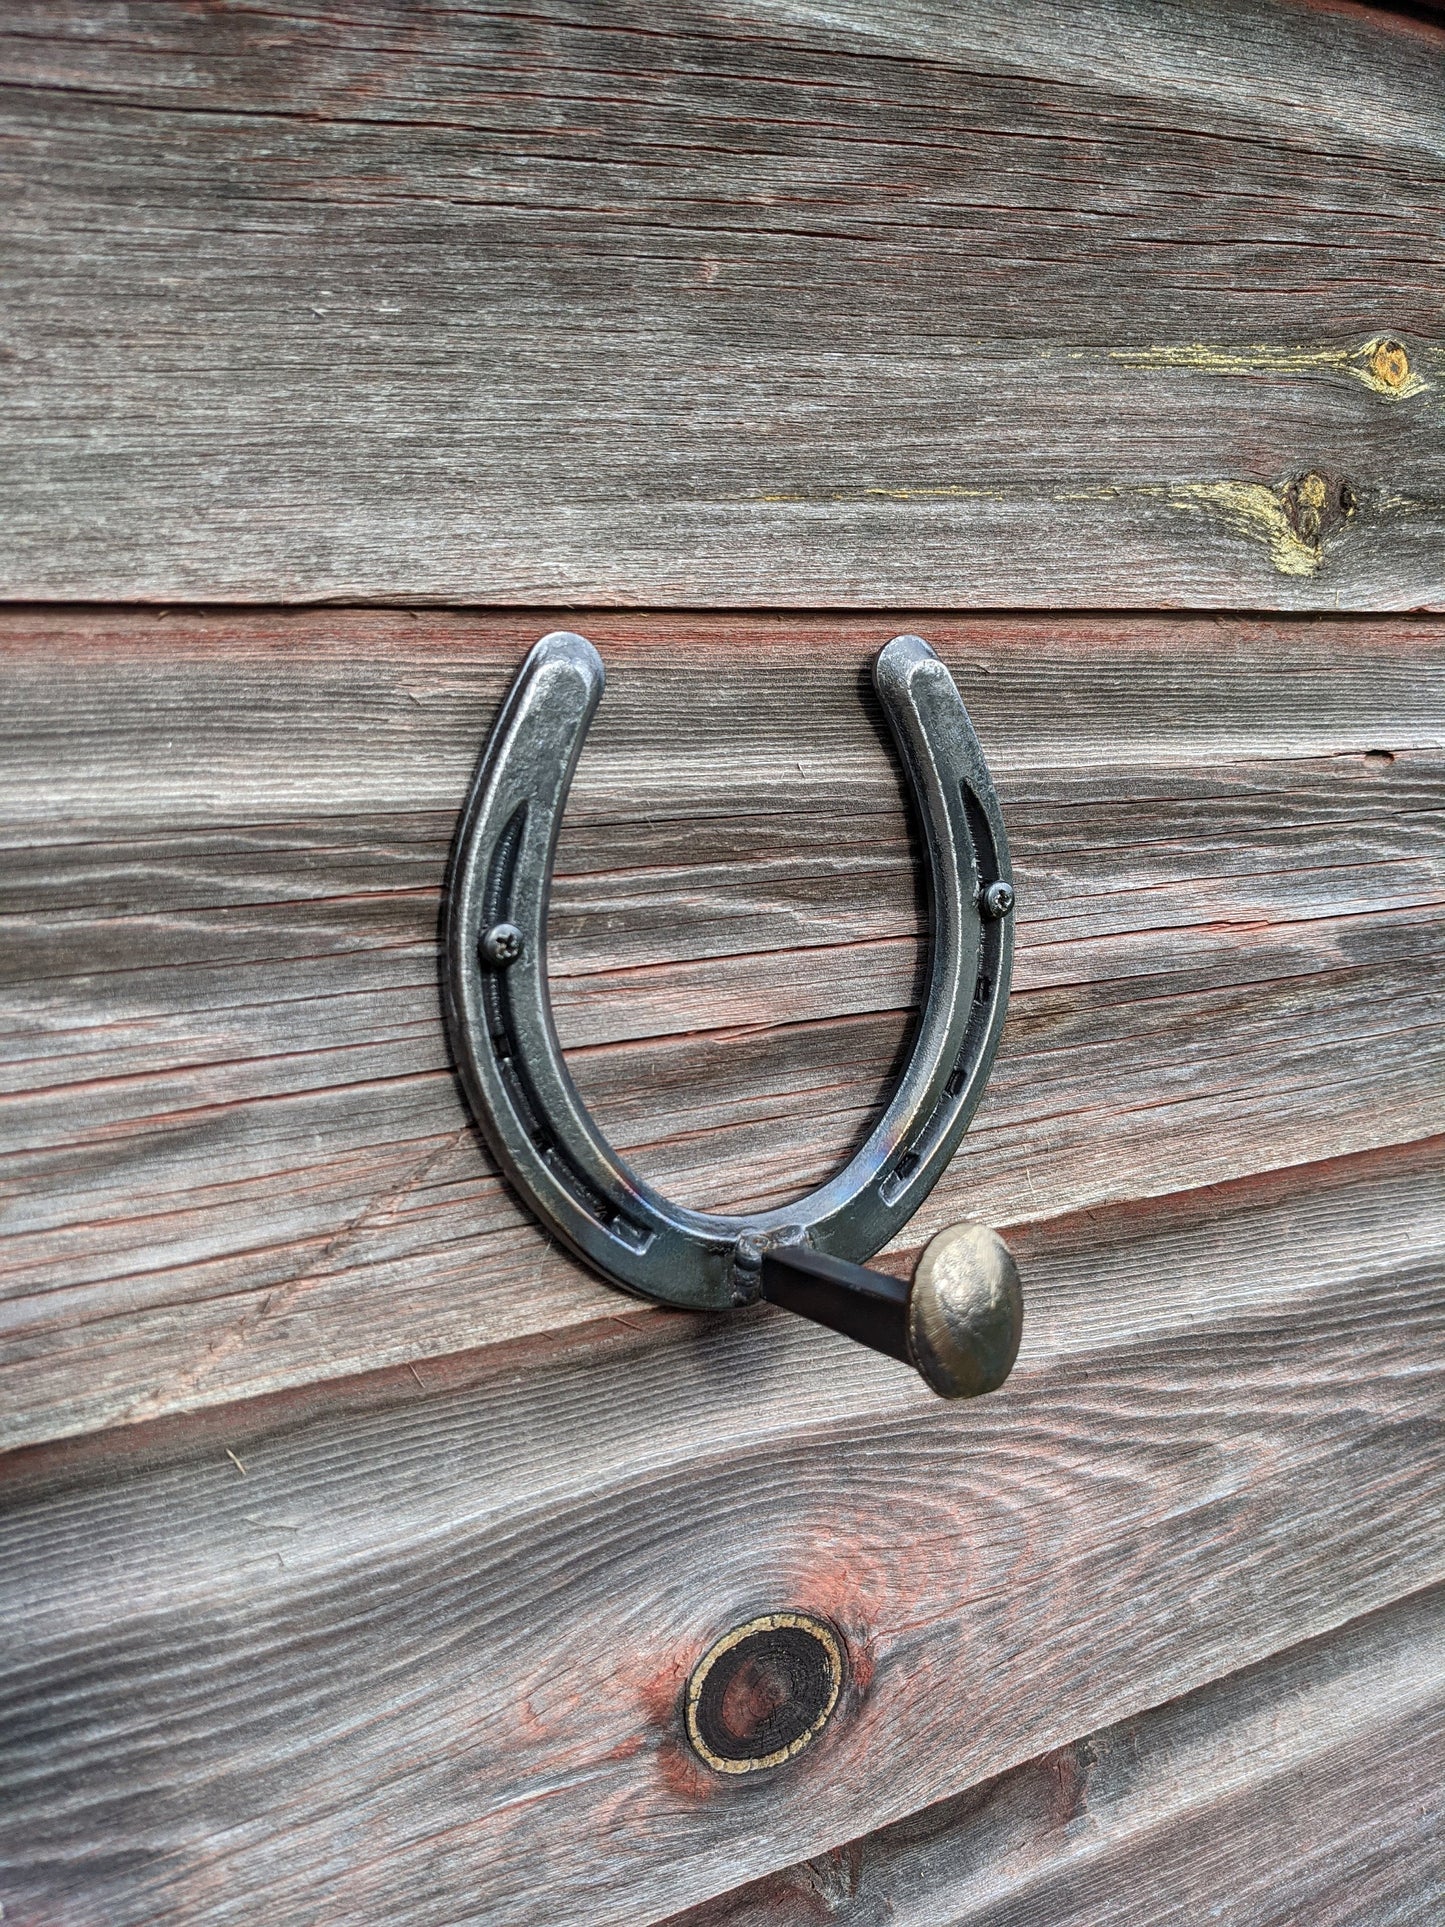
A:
[443, 633, 1022, 1398]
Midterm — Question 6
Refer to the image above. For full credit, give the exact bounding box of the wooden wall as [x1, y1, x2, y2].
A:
[4, 608, 1442, 1446]
[1, 4, 1442, 1924]
[2, 0, 1443, 607]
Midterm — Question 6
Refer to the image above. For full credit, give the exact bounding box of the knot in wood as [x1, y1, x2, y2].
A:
[684, 1613, 845, 1775]
[1366, 337, 1411, 393]
[1280, 470, 1355, 551]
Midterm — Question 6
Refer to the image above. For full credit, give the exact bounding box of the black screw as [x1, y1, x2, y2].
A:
[980, 880, 1015, 920]
[480, 921, 524, 967]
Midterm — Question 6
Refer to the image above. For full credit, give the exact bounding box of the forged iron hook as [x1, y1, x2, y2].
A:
[443, 632, 1021, 1397]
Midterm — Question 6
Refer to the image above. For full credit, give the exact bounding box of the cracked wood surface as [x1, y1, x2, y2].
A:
[662, 1583, 1445, 1927]
[2, 0, 1444, 605]
[1, 1144, 1442, 1926]
[3, 609, 1442, 1449]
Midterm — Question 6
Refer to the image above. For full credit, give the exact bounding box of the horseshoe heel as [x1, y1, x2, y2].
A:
[443, 631, 1022, 1398]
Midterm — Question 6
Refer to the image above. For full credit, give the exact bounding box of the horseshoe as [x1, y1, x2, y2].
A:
[443, 632, 1022, 1397]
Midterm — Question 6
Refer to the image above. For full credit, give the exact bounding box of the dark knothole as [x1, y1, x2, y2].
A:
[684, 1612, 846, 1774]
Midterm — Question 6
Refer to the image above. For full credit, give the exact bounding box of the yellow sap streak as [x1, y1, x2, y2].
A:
[1110, 343, 1340, 375]
[757, 486, 1004, 503]
[758, 480, 1321, 576]
[1109, 336, 1429, 400]
[1159, 483, 1319, 576]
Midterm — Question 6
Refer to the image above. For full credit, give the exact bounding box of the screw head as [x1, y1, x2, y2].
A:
[980, 879, 1015, 920]
[480, 921, 524, 967]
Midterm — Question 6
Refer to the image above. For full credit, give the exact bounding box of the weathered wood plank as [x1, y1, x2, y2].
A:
[2, 610, 1441, 1446]
[1, 1146, 1441, 1926]
[662, 1583, 1445, 1927]
[1, 1, 1442, 605]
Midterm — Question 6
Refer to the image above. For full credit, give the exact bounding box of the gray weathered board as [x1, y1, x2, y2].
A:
[4, 610, 1441, 1446]
[663, 1584, 1445, 1927]
[1, 0, 1444, 606]
[2, 1147, 1443, 1926]
[2, 4, 1444, 1925]
[1, 605, 1442, 1924]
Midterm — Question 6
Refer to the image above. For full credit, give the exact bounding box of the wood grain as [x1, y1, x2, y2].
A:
[1, 1143, 1441, 1926]
[662, 1583, 1445, 1927]
[1, 1, 1443, 606]
[2, 609, 1441, 1446]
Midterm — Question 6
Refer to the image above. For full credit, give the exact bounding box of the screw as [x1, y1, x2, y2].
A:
[480, 921, 524, 967]
[980, 880, 1015, 920]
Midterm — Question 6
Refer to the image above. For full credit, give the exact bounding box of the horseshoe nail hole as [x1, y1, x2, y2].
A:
[1363, 749, 1396, 766]
[685, 1613, 846, 1775]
